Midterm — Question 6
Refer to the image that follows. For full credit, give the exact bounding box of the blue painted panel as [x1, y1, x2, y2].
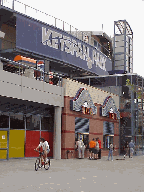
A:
[75, 117, 89, 133]
[103, 121, 114, 135]
[16, 14, 112, 75]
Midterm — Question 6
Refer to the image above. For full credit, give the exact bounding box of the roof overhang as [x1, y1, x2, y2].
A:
[92, 31, 112, 42]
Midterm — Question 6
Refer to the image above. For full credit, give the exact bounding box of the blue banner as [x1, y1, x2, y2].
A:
[16, 14, 112, 75]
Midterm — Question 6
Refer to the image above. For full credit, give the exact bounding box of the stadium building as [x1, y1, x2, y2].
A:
[0, 0, 142, 160]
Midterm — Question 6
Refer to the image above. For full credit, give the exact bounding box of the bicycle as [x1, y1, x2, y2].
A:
[34, 149, 50, 171]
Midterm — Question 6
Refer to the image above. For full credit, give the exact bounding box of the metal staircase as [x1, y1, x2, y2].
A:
[120, 112, 131, 142]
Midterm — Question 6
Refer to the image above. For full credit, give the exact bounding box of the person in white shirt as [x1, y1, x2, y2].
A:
[76, 138, 85, 159]
[35, 138, 50, 162]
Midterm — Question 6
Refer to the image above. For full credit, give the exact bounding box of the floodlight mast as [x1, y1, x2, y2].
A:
[113, 20, 133, 74]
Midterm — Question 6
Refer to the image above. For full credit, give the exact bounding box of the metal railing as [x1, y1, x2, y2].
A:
[0, 0, 111, 59]
[0, 56, 64, 87]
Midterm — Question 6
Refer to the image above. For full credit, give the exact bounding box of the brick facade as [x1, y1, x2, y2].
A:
[61, 96, 119, 159]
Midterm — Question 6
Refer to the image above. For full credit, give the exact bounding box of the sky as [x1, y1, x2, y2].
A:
[3, 0, 144, 77]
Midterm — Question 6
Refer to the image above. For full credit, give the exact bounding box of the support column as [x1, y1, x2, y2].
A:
[7, 113, 10, 160]
[53, 106, 61, 160]
[44, 60, 50, 83]
[0, 60, 3, 70]
[40, 116, 41, 138]
[0, 18, 5, 54]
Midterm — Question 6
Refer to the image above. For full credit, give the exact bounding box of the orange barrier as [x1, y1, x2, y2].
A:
[14, 55, 37, 64]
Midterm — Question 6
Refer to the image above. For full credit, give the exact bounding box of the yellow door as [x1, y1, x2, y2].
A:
[0, 131, 7, 159]
[9, 130, 25, 158]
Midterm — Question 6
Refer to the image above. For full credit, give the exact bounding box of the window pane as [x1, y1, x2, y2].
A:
[26, 115, 40, 130]
[0, 112, 9, 128]
[41, 116, 53, 131]
[10, 112, 24, 129]
[103, 135, 113, 149]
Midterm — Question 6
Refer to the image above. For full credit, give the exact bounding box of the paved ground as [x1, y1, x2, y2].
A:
[0, 155, 144, 192]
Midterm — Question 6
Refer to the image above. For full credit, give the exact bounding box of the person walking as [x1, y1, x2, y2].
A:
[129, 140, 135, 158]
[89, 138, 96, 159]
[97, 137, 101, 159]
[124, 141, 129, 158]
[108, 142, 114, 161]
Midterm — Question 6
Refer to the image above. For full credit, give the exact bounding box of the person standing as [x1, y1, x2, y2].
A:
[129, 140, 135, 158]
[89, 138, 96, 159]
[97, 137, 101, 159]
[94, 138, 99, 159]
[108, 142, 114, 161]
[84, 136, 89, 158]
[76, 138, 85, 159]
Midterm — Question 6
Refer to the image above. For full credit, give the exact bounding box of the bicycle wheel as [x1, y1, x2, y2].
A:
[35, 159, 40, 171]
[44, 158, 50, 170]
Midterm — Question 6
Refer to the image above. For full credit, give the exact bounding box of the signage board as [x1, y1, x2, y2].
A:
[16, 14, 112, 75]
[2, 135, 5, 139]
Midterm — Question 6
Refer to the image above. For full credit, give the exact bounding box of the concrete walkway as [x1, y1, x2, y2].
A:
[0, 155, 144, 192]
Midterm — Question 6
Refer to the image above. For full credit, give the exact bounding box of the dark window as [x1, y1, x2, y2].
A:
[26, 115, 40, 130]
[10, 113, 24, 129]
[122, 86, 130, 99]
[41, 116, 53, 131]
[103, 135, 113, 149]
[0, 112, 9, 128]
[103, 121, 114, 149]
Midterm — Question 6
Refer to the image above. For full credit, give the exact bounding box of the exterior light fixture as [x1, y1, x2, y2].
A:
[0, 31, 5, 39]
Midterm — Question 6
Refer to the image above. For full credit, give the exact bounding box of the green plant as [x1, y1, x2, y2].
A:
[126, 79, 142, 99]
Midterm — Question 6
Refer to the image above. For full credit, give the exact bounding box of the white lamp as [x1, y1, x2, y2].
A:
[0, 31, 5, 39]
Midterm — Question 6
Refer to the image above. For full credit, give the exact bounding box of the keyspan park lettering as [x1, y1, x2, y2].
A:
[16, 14, 112, 75]
[42, 27, 106, 71]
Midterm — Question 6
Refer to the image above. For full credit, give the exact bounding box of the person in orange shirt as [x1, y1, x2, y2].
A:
[89, 138, 96, 160]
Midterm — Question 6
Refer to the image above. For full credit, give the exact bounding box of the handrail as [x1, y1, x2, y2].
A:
[0, 56, 63, 77]
[0, 0, 111, 59]
[0, 56, 65, 86]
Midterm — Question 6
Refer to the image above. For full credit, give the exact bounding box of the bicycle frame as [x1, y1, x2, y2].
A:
[34, 149, 50, 171]
[35, 150, 44, 170]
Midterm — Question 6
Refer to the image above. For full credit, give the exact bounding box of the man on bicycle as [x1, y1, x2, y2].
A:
[35, 138, 50, 163]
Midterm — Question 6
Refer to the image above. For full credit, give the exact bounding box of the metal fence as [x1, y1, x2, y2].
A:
[0, 0, 111, 58]
[0, 56, 64, 86]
